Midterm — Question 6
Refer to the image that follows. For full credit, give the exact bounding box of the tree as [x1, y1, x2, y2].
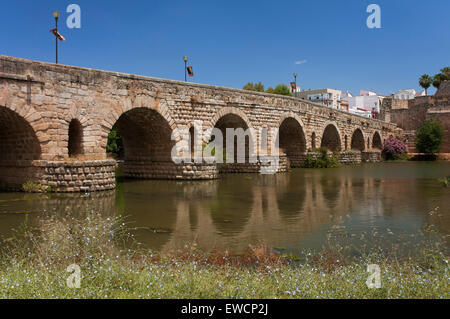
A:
[441, 67, 450, 80]
[432, 73, 444, 89]
[416, 119, 445, 155]
[431, 67, 450, 90]
[243, 82, 265, 92]
[419, 74, 432, 95]
[272, 84, 292, 96]
[106, 128, 124, 157]
[265, 87, 274, 94]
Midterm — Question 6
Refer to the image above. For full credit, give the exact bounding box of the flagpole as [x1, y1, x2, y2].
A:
[53, 11, 60, 64]
[183, 56, 188, 82]
[56, 18, 58, 64]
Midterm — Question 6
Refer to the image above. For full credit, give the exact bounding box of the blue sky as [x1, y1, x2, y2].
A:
[1, 0, 449, 95]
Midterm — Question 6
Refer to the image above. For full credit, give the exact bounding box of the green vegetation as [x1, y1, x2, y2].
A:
[22, 181, 51, 193]
[439, 176, 450, 187]
[242, 82, 292, 96]
[0, 212, 448, 299]
[304, 148, 341, 168]
[106, 128, 124, 157]
[272, 84, 292, 96]
[430, 67, 450, 90]
[416, 119, 445, 155]
[419, 74, 432, 95]
[242, 82, 265, 92]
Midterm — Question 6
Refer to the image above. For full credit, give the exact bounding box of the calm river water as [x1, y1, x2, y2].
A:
[0, 162, 449, 255]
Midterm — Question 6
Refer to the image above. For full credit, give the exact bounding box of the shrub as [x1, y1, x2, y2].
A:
[304, 148, 341, 168]
[439, 176, 450, 187]
[416, 120, 445, 155]
[382, 138, 408, 160]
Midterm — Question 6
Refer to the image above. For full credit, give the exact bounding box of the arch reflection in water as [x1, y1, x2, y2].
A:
[1, 163, 449, 255]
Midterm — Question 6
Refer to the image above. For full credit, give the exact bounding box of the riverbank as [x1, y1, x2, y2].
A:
[0, 212, 448, 299]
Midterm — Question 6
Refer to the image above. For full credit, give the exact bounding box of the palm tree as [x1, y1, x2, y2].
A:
[419, 74, 432, 95]
[433, 74, 443, 90]
[441, 67, 450, 81]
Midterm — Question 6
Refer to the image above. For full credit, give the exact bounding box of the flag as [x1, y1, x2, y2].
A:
[187, 66, 194, 77]
[50, 28, 66, 41]
[290, 82, 296, 90]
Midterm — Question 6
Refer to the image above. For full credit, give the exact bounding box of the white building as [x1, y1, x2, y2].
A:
[295, 88, 342, 109]
[341, 89, 384, 115]
[393, 89, 416, 100]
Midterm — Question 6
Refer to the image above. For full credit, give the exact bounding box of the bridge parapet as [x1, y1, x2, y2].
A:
[0, 55, 400, 192]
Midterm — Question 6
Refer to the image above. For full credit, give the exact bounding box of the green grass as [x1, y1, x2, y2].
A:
[0, 212, 448, 299]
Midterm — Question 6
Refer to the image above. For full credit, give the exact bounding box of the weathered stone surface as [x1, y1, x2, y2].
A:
[0, 55, 398, 192]
[378, 81, 450, 153]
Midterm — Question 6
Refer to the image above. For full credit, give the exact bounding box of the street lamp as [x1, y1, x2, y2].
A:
[52, 11, 60, 64]
[293, 72, 298, 95]
[183, 56, 188, 82]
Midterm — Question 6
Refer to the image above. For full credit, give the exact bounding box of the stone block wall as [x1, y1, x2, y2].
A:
[362, 151, 381, 163]
[338, 151, 362, 165]
[0, 160, 42, 191]
[0, 55, 399, 192]
[0, 159, 116, 192]
[378, 81, 450, 154]
[124, 160, 219, 180]
[39, 160, 116, 193]
[217, 154, 289, 174]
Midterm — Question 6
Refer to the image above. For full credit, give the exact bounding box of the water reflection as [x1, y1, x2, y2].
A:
[0, 162, 449, 254]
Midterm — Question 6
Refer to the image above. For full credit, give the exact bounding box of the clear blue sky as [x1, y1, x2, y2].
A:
[1, 0, 449, 95]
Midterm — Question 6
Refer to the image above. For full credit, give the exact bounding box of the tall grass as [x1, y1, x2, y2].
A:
[0, 212, 448, 299]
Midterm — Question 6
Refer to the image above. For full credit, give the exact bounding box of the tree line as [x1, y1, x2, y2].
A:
[242, 82, 293, 96]
[419, 67, 450, 95]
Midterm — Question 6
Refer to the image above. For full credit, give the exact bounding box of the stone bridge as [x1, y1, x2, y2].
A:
[0, 55, 399, 192]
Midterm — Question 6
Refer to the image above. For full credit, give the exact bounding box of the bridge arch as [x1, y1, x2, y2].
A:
[277, 114, 307, 167]
[372, 131, 383, 150]
[112, 107, 174, 163]
[209, 107, 253, 131]
[212, 111, 256, 165]
[0, 106, 42, 189]
[102, 99, 176, 143]
[351, 128, 365, 151]
[320, 122, 342, 152]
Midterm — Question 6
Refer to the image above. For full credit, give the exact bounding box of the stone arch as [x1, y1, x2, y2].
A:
[320, 123, 342, 152]
[372, 132, 382, 150]
[68, 119, 84, 157]
[0, 106, 42, 161]
[277, 116, 307, 167]
[101, 99, 177, 150]
[112, 107, 174, 163]
[212, 112, 256, 166]
[208, 106, 253, 133]
[0, 105, 42, 189]
[351, 128, 365, 151]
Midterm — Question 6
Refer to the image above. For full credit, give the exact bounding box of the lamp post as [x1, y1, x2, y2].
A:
[293, 72, 298, 94]
[183, 56, 188, 82]
[52, 11, 60, 64]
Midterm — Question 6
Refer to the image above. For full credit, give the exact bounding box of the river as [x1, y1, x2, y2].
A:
[0, 162, 449, 255]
